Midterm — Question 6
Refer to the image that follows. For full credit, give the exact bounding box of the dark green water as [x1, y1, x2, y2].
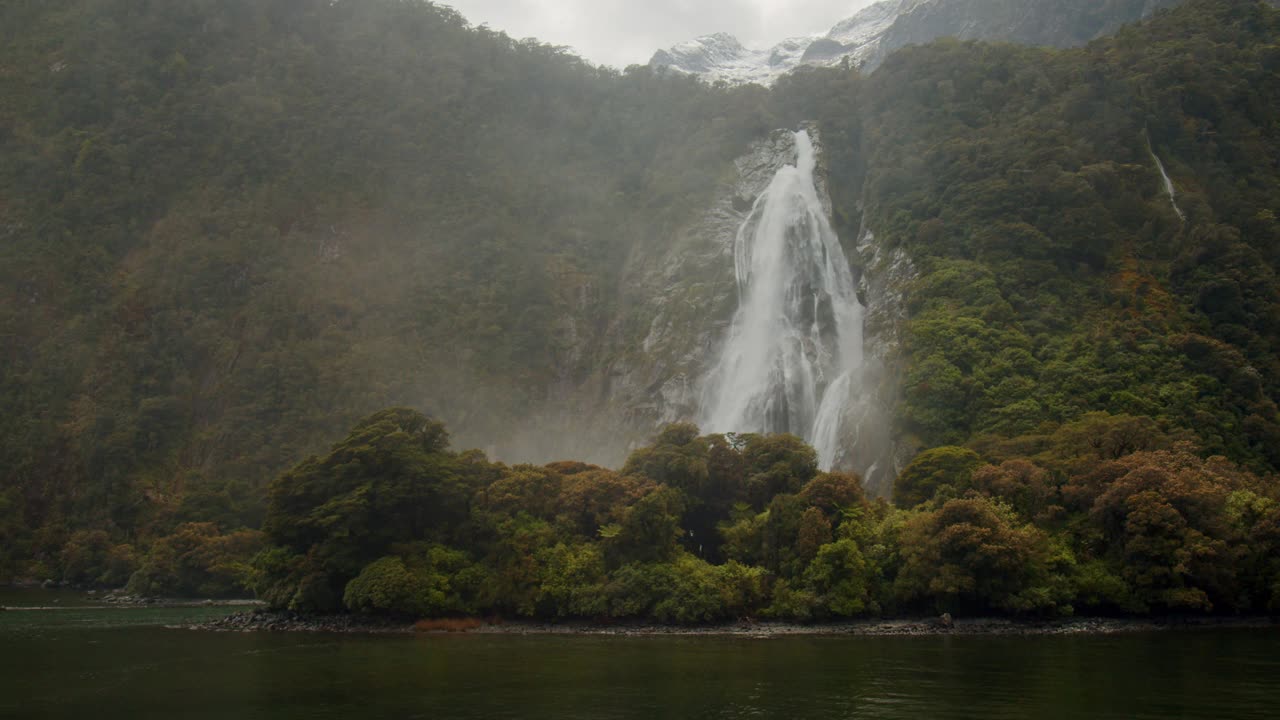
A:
[2, 592, 1277, 719]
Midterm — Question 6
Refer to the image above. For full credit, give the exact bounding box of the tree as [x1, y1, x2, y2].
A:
[969, 459, 1058, 521]
[1049, 412, 1170, 465]
[895, 495, 1063, 614]
[480, 464, 565, 520]
[128, 522, 262, 597]
[742, 434, 818, 508]
[1077, 447, 1258, 611]
[803, 538, 875, 618]
[601, 486, 685, 566]
[257, 408, 471, 611]
[893, 446, 983, 508]
[621, 423, 709, 493]
[535, 542, 609, 618]
[342, 556, 438, 616]
[556, 468, 653, 537]
[343, 545, 485, 617]
[795, 507, 834, 566]
[800, 471, 867, 515]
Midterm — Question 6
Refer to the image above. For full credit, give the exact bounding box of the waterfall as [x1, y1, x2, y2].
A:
[700, 129, 865, 470]
[811, 371, 853, 469]
[1146, 130, 1185, 222]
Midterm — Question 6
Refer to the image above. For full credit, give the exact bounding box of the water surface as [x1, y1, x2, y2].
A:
[2, 595, 1275, 719]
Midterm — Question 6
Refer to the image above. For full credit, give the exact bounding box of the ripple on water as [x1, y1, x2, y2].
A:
[0, 605, 1277, 719]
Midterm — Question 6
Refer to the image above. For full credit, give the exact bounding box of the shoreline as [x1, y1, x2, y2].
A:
[188, 611, 1280, 637]
[2, 599, 263, 611]
[1, 583, 264, 609]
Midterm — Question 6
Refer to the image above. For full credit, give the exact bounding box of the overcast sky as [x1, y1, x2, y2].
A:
[442, 1, 878, 68]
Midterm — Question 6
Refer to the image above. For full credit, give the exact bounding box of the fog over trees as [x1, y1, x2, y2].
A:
[2, 0, 1279, 620]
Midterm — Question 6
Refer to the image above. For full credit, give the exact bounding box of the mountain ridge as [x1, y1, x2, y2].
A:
[1, 0, 1279, 597]
[650, 0, 1189, 84]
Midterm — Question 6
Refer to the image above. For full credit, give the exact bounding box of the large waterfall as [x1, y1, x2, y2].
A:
[700, 130, 865, 470]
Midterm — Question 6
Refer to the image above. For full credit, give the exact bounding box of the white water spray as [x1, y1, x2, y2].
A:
[1146, 130, 1185, 222]
[700, 130, 865, 470]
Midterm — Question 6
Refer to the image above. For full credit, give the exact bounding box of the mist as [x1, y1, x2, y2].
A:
[442, 0, 880, 67]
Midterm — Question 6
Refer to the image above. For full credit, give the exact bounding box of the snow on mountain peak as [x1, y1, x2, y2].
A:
[650, 0, 1189, 87]
[649, 0, 908, 85]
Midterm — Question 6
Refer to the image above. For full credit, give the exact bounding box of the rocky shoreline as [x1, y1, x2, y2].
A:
[195, 610, 415, 634]
[186, 610, 1280, 637]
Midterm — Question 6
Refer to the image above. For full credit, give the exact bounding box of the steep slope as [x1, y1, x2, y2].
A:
[838, 0, 1280, 469]
[0, 0, 774, 575]
[640, 0, 1280, 490]
[3, 0, 1280, 587]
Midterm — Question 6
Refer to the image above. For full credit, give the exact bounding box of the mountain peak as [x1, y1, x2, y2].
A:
[650, 0, 1186, 86]
[648, 0, 916, 85]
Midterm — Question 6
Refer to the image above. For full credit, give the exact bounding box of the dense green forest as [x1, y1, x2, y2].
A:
[2, 0, 1280, 619]
[0, 0, 778, 581]
[260, 407, 1279, 620]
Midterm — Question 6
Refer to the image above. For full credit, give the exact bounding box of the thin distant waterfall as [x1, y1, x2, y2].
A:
[700, 130, 864, 470]
[1146, 129, 1185, 222]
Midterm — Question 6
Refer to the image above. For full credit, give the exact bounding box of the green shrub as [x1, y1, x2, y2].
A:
[893, 447, 983, 508]
[343, 557, 440, 617]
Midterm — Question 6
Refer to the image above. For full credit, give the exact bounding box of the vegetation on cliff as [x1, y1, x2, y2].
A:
[0, 0, 773, 581]
[1, 0, 1279, 608]
[861, 0, 1280, 471]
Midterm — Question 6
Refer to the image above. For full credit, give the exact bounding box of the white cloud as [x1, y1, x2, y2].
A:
[441, 0, 877, 67]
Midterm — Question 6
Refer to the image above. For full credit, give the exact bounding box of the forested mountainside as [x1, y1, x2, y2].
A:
[839, 0, 1280, 469]
[701, 0, 1280, 484]
[2, 0, 1279, 614]
[0, 0, 780, 578]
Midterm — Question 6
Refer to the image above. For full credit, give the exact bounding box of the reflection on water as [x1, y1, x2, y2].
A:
[1, 600, 1277, 719]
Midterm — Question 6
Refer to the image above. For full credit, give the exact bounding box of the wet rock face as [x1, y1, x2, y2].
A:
[857, 232, 915, 364]
[594, 127, 918, 495]
[847, 227, 918, 496]
[600, 130, 805, 438]
[478, 131, 811, 468]
[516, 127, 920, 486]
